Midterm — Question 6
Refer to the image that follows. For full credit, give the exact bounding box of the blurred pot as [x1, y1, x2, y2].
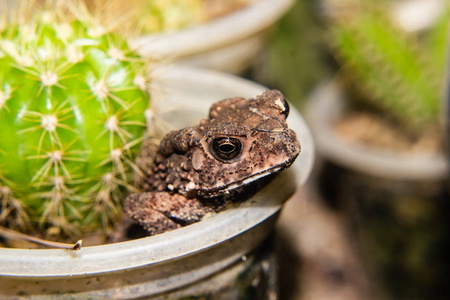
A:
[132, 0, 295, 74]
[307, 81, 447, 181]
[0, 66, 314, 299]
[306, 80, 448, 300]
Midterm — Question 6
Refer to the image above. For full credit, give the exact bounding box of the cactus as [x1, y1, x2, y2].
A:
[136, 0, 205, 34]
[328, 0, 449, 132]
[134, 0, 258, 34]
[0, 1, 151, 237]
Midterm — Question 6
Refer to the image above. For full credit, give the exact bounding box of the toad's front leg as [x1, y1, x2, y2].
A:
[124, 192, 213, 235]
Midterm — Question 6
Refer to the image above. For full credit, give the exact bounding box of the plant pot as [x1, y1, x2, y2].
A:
[132, 0, 295, 74]
[306, 80, 449, 300]
[0, 66, 314, 299]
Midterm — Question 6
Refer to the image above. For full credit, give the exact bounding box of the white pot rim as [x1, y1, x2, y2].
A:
[0, 66, 314, 277]
[132, 0, 294, 58]
[306, 80, 448, 180]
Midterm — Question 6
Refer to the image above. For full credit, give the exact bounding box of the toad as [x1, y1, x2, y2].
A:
[124, 90, 301, 235]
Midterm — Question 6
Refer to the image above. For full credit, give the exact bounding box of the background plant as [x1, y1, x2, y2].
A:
[0, 0, 153, 238]
[137, 0, 205, 33]
[131, 0, 256, 34]
[328, 0, 449, 133]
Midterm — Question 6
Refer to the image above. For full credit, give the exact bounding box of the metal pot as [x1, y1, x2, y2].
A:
[0, 66, 314, 299]
[306, 80, 448, 300]
[133, 0, 295, 74]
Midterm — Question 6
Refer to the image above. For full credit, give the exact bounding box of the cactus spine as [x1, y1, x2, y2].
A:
[0, 1, 151, 237]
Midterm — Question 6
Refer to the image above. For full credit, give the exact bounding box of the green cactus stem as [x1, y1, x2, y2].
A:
[329, 1, 448, 132]
[0, 2, 152, 237]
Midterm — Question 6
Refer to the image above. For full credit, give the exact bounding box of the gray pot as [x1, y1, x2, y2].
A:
[306, 80, 448, 299]
[133, 0, 295, 74]
[0, 66, 314, 299]
[307, 80, 447, 180]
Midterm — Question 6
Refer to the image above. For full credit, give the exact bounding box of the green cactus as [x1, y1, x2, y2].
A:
[329, 0, 449, 132]
[137, 0, 205, 33]
[0, 2, 151, 237]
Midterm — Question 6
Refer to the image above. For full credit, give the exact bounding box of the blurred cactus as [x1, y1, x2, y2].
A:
[138, 0, 205, 33]
[0, 0, 152, 237]
[132, 0, 256, 34]
[328, 0, 449, 132]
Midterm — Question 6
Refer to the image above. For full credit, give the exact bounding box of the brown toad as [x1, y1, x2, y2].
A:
[124, 90, 301, 235]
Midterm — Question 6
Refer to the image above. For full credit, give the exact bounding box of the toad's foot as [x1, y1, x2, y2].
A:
[124, 192, 213, 235]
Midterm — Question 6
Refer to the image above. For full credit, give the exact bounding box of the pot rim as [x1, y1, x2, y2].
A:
[0, 66, 314, 277]
[306, 80, 448, 180]
[132, 0, 295, 58]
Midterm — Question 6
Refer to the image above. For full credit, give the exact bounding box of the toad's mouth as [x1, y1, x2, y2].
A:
[197, 156, 297, 198]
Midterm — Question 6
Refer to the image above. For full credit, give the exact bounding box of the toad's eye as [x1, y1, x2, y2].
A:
[281, 98, 290, 118]
[211, 137, 242, 162]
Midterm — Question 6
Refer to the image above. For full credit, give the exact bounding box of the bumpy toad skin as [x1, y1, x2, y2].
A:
[124, 90, 301, 235]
